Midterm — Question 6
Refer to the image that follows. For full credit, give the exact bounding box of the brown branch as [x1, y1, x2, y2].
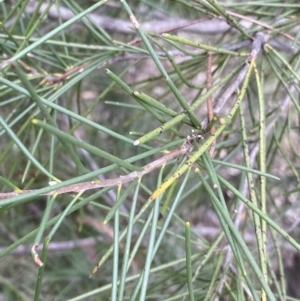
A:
[0, 139, 195, 201]
[201, 32, 269, 130]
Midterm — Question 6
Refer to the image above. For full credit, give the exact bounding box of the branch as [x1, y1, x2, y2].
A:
[0, 137, 197, 201]
[201, 32, 270, 129]
[5, 2, 232, 34]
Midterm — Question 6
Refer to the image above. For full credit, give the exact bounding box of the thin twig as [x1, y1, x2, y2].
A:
[1, 236, 104, 254]
[227, 10, 300, 47]
[0, 138, 195, 200]
[202, 32, 269, 130]
[40, 62, 90, 85]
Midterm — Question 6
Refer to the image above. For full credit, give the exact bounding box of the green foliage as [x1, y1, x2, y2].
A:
[1, 0, 300, 300]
